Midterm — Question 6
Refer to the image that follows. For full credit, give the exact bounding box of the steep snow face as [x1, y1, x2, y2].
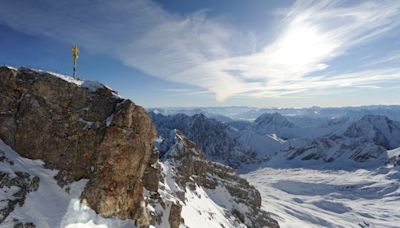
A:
[151, 112, 261, 168]
[230, 129, 285, 159]
[344, 115, 400, 149]
[249, 112, 346, 140]
[0, 139, 136, 228]
[244, 167, 400, 228]
[252, 113, 296, 136]
[159, 162, 247, 228]
[254, 112, 295, 134]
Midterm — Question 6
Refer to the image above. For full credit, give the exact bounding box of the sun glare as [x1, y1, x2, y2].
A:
[272, 25, 337, 67]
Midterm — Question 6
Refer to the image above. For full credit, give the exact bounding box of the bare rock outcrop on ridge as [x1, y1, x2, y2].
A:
[0, 66, 156, 225]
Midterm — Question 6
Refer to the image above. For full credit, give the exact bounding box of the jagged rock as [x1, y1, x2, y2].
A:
[0, 170, 40, 223]
[0, 67, 156, 223]
[12, 219, 36, 228]
[161, 130, 279, 228]
[143, 147, 162, 192]
[151, 112, 261, 168]
[168, 201, 182, 228]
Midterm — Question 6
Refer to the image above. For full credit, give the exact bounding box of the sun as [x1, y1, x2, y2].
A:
[272, 24, 338, 67]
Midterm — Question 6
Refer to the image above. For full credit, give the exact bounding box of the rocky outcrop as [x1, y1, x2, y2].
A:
[160, 130, 279, 228]
[168, 202, 182, 228]
[0, 67, 156, 224]
[0, 168, 39, 223]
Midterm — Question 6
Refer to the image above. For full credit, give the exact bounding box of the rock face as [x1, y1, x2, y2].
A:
[0, 67, 156, 224]
[159, 130, 279, 228]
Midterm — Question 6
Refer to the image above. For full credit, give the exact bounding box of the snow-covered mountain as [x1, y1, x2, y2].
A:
[230, 129, 286, 159]
[343, 115, 400, 149]
[277, 115, 400, 166]
[252, 113, 296, 136]
[150, 108, 400, 171]
[150, 112, 262, 168]
[150, 111, 349, 170]
[148, 106, 400, 228]
[148, 105, 400, 123]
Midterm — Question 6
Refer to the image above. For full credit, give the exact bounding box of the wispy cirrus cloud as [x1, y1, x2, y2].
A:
[0, 0, 399, 102]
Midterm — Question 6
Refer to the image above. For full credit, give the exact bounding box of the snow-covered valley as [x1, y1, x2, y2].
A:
[244, 167, 400, 228]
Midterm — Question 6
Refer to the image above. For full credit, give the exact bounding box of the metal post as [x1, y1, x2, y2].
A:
[72, 45, 79, 79]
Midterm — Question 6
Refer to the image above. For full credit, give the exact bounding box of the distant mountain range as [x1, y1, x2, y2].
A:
[149, 108, 400, 171]
[148, 105, 400, 123]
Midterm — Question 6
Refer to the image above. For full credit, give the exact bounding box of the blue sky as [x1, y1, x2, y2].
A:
[0, 0, 399, 108]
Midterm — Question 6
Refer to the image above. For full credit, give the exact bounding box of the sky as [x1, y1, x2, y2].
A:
[0, 0, 399, 108]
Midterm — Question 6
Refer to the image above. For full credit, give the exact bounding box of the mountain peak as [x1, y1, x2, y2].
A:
[252, 112, 296, 136]
[255, 112, 295, 127]
[344, 115, 400, 149]
[1, 66, 119, 96]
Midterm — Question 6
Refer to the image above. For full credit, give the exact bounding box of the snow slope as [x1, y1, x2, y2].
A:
[160, 162, 246, 228]
[244, 167, 400, 228]
[0, 139, 137, 228]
